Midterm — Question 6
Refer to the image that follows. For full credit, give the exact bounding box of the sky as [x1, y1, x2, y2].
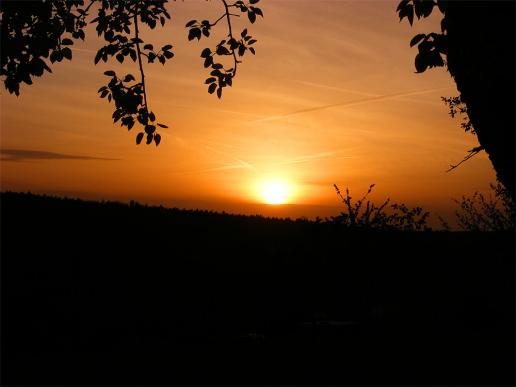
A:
[0, 0, 497, 224]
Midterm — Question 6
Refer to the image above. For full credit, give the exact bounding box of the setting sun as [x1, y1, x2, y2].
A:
[260, 179, 292, 205]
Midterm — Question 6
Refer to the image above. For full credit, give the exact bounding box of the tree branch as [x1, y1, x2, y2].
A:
[446, 146, 484, 172]
[133, 8, 149, 111]
[221, 0, 239, 76]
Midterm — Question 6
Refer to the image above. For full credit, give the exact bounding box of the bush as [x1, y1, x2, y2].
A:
[331, 184, 430, 231]
[452, 183, 515, 232]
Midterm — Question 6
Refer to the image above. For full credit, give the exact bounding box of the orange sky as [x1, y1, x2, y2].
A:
[0, 0, 496, 224]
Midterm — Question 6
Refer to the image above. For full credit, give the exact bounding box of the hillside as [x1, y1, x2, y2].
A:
[1, 192, 514, 386]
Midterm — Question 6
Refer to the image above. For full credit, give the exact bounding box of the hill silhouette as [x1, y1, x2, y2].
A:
[1, 192, 514, 385]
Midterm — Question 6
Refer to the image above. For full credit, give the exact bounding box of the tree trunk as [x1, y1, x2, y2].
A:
[445, 1, 515, 199]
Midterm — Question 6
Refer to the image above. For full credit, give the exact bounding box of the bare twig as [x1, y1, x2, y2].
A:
[446, 146, 484, 172]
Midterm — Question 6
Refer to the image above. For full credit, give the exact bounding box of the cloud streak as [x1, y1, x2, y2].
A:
[0, 149, 120, 162]
[279, 150, 353, 166]
[204, 146, 256, 171]
[252, 86, 455, 124]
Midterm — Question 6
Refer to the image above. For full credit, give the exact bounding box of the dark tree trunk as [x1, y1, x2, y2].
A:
[445, 1, 515, 199]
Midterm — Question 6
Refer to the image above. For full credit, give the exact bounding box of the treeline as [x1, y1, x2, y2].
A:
[1, 192, 514, 386]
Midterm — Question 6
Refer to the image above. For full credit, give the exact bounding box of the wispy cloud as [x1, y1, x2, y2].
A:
[279, 150, 353, 166]
[252, 86, 455, 124]
[0, 149, 120, 162]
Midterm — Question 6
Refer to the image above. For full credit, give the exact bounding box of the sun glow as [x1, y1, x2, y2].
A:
[259, 179, 293, 205]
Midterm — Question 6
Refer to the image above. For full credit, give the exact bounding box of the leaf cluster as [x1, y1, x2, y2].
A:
[441, 95, 474, 133]
[332, 184, 431, 231]
[397, 0, 448, 73]
[186, 0, 262, 99]
[98, 71, 166, 146]
[1, 0, 88, 95]
[1, 0, 263, 146]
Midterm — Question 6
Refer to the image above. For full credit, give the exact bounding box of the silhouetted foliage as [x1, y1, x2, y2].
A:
[441, 95, 484, 171]
[1, 192, 514, 385]
[442, 96, 473, 134]
[453, 183, 515, 232]
[0, 0, 263, 145]
[332, 184, 431, 231]
[398, 0, 515, 199]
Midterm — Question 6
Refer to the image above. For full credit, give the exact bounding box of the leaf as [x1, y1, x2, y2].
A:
[61, 38, 74, 45]
[145, 124, 156, 134]
[217, 87, 222, 99]
[162, 44, 173, 51]
[123, 74, 135, 82]
[216, 46, 230, 55]
[208, 83, 217, 94]
[50, 50, 59, 63]
[205, 77, 217, 84]
[116, 54, 124, 63]
[157, 123, 168, 128]
[154, 133, 161, 146]
[163, 51, 174, 59]
[185, 20, 197, 28]
[62, 47, 72, 60]
[241, 29, 248, 38]
[248, 11, 256, 23]
[396, 0, 409, 12]
[104, 70, 116, 76]
[201, 48, 211, 58]
[143, 44, 153, 50]
[136, 132, 144, 145]
[129, 49, 137, 61]
[204, 56, 213, 68]
[251, 7, 263, 17]
[188, 28, 199, 41]
[414, 52, 429, 73]
[410, 34, 426, 47]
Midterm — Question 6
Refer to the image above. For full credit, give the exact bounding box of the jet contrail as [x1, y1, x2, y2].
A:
[293, 80, 381, 98]
[204, 146, 256, 171]
[278, 150, 353, 166]
[252, 86, 455, 124]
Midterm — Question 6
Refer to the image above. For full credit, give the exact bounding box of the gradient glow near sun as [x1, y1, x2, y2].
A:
[259, 179, 292, 205]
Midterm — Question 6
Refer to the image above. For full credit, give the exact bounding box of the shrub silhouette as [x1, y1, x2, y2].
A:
[332, 184, 430, 231]
[452, 183, 515, 232]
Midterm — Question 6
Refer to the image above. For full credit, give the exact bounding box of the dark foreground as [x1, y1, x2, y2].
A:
[1, 193, 514, 386]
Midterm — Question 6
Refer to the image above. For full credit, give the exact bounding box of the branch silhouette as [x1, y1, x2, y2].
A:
[0, 0, 263, 145]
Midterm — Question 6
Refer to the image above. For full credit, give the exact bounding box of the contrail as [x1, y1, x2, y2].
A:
[252, 86, 455, 124]
[293, 80, 381, 98]
[204, 146, 256, 171]
[278, 150, 353, 166]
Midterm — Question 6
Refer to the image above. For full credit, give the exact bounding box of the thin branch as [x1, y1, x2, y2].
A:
[221, 0, 239, 76]
[133, 8, 149, 111]
[446, 146, 484, 172]
[210, 14, 226, 27]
